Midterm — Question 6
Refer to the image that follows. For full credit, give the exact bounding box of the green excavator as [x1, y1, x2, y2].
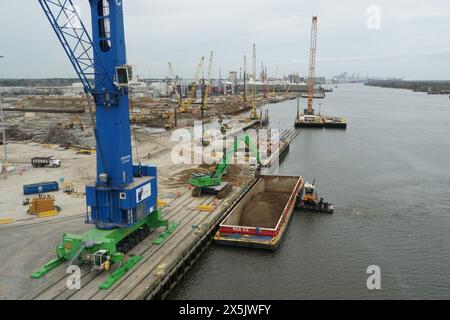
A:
[189, 134, 261, 198]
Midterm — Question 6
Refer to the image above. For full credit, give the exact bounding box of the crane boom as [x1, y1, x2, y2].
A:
[204, 51, 214, 108]
[185, 56, 205, 111]
[189, 133, 260, 189]
[212, 134, 260, 179]
[306, 16, 318, 115]
[168, 62, 185, 111]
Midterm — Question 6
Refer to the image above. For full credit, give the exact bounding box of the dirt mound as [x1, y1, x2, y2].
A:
[43, 126, 80, 145]
[6, 127, 33, 141]
[239, 192, 291, 228]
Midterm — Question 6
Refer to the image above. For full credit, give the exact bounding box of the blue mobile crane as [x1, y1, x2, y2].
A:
[31, 0, 168, 289]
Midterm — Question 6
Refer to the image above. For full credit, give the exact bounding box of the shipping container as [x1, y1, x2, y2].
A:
[23, 181, 59, 196]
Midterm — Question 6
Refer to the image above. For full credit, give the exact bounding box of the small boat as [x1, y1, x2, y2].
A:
[296, 181, 334, 214]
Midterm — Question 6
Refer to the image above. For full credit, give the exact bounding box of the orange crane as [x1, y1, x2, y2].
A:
[306, 16, 318, 115]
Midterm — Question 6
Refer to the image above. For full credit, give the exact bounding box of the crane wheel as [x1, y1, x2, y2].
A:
[192, 188, 201, 197]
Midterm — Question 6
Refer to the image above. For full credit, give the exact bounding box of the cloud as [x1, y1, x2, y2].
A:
[1, 0, 450, 80]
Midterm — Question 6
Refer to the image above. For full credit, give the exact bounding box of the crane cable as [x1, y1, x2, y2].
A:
[84, 93, 107, 176]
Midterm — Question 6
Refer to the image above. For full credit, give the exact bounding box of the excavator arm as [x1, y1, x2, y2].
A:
[212, 134, 260, 179]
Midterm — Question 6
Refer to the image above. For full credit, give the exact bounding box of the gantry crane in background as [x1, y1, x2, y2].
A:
[167, 62, 187, 112]
[305, 16, 318, 115]
[33, 0, 168, 288]
[203, 51, 214, 110]
[184, 56, 205, 112]
[250, 44, 259, 120]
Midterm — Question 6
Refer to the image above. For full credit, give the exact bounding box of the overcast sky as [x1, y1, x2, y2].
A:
[1, 0, 450, 80]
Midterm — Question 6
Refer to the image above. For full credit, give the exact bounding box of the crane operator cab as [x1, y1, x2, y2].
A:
[116, 65, 133, 88]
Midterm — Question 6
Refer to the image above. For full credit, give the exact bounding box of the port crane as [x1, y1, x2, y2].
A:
[167, 62, 187, 112]
[203, 51, 214, 110]
[184, 56, 205, 112]
[189, 133, 261, 198]
[305, 16, 318, 115]
[32, 0, 168, 289]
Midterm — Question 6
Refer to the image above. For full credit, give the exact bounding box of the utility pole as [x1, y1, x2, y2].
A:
[250, 44, 259, 120]
[243, 55, 247, 103]
[0, 55, 6, 161]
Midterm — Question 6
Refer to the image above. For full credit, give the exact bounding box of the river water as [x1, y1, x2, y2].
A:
[170, 83, 450, 299]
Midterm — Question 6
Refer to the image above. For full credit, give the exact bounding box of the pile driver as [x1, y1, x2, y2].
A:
[32, 0, 168, 289]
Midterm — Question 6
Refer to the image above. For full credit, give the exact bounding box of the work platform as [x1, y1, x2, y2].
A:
[295, 115, 347, 129]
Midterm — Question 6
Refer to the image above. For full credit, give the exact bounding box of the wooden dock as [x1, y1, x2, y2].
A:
[27, 178, 257, 300]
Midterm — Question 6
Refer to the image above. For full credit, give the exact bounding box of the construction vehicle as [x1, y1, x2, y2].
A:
[296, 180, 334, 214]
[27, 194, 61, 217]
[31, 156, 61, 168]
[61, 115, 84, 131]
[32, 0, 169, 289]
[189, 133, 261, 198]
[162, 110, 175, 129]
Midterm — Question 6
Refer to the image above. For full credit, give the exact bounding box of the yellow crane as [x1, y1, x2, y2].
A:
[185, 56, 205, 112]
[167, 62, 187, 113]
[306, 16, 318, 115]
[203, 51, 214, 110]
[250, 43, 259, 120]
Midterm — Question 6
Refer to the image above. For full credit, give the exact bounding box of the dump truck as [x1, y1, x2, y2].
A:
[31, 156, 61, 168]
[214, 175, 304, 250]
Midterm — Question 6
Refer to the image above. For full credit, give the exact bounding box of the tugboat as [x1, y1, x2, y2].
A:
[296, 180, 334, 213]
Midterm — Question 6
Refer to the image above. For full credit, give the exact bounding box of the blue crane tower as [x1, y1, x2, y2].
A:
[32, 0, 169, 289]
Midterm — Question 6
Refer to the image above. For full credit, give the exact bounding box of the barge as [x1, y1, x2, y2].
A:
[214, 175, 304, 250]
[295, 115, 347, 129]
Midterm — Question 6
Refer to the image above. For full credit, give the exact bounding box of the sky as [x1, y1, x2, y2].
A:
[1, 0, 450, 80]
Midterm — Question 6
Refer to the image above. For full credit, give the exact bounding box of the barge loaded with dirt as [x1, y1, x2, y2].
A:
[214, 175, 304, 250]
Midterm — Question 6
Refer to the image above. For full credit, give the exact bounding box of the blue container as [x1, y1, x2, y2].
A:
[23, 181, 59, 196]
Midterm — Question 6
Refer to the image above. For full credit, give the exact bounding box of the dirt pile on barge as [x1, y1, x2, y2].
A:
[239, 192, 290, 228]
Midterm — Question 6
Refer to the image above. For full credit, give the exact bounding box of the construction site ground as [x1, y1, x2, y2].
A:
[0, 113, 265, 299]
